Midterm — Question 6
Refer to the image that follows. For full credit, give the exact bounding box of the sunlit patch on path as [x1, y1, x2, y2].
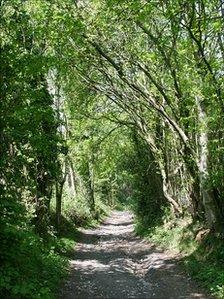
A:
[59, 211, 211, 299]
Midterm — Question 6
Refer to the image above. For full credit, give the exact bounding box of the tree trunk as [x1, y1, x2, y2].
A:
[55, 179, 66, 231]
[196, 96, 217, 227]
[87, 156, 95, 216]
[55, 161, 67, 231]
[158, 161, 183, 215]
[67, 158, 77, 198]
[35, 161, 51, 235]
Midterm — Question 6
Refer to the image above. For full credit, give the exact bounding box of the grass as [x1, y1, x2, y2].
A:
[135, 210, 224, 298]
[0, 193, 110, 299]
[183, 235, 224, 298]
[0, 223, 70, 299]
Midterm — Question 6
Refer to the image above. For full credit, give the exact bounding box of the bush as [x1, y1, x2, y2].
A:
[134, 209, 224, 298]
[0, 201, 68, 299]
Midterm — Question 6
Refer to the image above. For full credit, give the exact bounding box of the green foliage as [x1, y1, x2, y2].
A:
[135, 209, 224, 298]
[0, 214, 68, 299]
[119, 132, 166, 228]
[1, 0, 224, 297]
[51, 188, 110, 229]
[136, 209, 198, 254]
[184, 235, 224, 298]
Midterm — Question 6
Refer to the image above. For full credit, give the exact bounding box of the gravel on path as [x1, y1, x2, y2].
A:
[59, 211, 211, 299]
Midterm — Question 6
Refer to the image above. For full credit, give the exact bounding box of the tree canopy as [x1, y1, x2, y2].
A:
[1, 0, 224, 298]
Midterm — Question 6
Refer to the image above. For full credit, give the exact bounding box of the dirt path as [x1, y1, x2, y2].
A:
[59, 211, 211, 299]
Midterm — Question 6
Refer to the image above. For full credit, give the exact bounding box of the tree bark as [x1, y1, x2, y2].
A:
[55, 161, 68, 231]
[87, 155, 95, 216]
[196, 96, 217, 227]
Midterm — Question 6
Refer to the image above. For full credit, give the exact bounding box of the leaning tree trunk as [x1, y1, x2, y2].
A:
[143, 131, 182, 215]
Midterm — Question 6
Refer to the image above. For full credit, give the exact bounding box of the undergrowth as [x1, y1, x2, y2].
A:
[135, 208, 224, 298]
[0, 194, 109, 299]
[0, 217, 69, 299]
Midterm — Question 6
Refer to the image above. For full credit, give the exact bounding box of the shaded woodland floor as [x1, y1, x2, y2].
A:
[59, 211, 211, 299]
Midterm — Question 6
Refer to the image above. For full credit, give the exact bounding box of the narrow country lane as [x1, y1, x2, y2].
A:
[59, 211, 211, 299]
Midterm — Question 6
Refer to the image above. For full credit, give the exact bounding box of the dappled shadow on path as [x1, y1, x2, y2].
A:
[59, 211, 211, 299]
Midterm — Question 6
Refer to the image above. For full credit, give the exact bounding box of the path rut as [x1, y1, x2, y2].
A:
[59, 211, 210, 299]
